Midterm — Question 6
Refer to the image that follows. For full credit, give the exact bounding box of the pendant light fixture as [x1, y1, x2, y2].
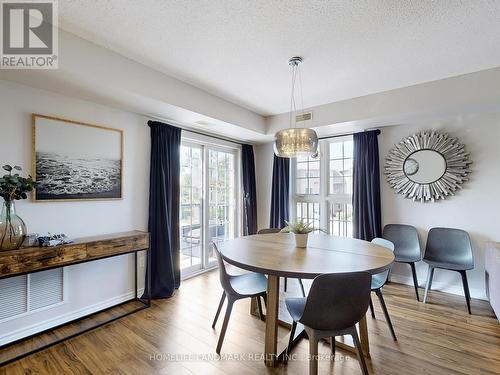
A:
[273, 56, 319, 158]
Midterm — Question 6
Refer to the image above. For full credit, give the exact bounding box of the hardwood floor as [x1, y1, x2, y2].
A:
[1, 269, 499, 374]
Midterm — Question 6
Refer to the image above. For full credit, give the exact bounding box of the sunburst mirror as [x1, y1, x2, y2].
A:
[385, 130, 472, 202]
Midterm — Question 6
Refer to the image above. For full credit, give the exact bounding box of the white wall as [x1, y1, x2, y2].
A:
[0, 80, 150, 343]
[379, 113, 500, 299]
[255, 112, 500, 300]
[265, 67, 500, 136]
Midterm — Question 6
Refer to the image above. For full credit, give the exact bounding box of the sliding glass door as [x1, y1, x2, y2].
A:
[180, 141, 239, 278]
[207, 149, 236, 264]
[180, 144, 203, 275]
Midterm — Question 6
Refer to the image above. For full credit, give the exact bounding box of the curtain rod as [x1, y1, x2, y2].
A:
[318, 128, 380, 140]
[182, 128, 244, 146]
[147, 114, 244, 146]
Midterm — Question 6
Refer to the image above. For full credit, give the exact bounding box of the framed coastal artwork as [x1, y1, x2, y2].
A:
[32, 114, 123, 201]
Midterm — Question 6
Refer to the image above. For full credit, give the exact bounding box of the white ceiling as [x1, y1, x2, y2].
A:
[59, 1, 500, 117]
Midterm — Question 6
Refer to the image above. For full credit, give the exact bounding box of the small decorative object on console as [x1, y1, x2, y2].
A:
[22, 233, 40, 247]
[38, 233, 73, 247]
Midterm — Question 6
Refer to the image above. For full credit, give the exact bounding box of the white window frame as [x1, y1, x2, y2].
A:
[180, 134, 241, 279]
[291, 135, 353, 236]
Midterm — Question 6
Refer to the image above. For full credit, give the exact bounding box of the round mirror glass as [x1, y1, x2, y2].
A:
[404, 150, 446, 184]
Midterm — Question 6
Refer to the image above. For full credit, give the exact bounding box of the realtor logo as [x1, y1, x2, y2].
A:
[1, 0, 58, 69]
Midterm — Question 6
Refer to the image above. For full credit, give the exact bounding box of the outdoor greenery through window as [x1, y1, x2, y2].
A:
[293, 136, 353, 236]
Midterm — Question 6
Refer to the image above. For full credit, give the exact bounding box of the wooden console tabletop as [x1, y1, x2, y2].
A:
[0, 231, 149, 279]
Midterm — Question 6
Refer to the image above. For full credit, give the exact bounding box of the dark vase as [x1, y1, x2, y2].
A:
[0, 201, 27, 251]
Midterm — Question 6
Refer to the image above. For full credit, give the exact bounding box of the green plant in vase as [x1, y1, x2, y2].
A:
[0, 165, 37, 250]
[280, 219, 316, 248]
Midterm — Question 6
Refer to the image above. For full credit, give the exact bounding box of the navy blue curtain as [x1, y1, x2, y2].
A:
[353, 130, 382, 241]
[145, 120, 181, 299]
[269, 154, 290, 228]
[242, 144, 258, 235]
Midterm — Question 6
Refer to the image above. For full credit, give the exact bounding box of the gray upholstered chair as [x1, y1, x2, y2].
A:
[256, 228, 281, 234]
[423, 227, 474, 314]
[285, 272, 371, 375]
[369, 238, 397, 341]
[257, 228, 306, 297]
[383, 224, 422, 300]
[212, 243, 267, 354]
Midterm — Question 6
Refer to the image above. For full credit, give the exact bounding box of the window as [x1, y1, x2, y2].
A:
[179, 139, 240, 278]
[329, 140, 353, 195]
[329, 202, 353, 237]
[296, 154, 320, 195]
[296, 202, 320, 230]
[292, 136, 353, 236]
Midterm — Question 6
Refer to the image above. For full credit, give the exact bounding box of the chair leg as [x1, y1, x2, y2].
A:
[375, 289, 397, 341]
[216, 298, 234, 354]
[285, 320, 297, 363]
[423, 266, 435, 303]
[369, 295, 375, 318]
[284, 277, 288, 292]
[305, 328, 319, 375]
[330, 336, 336, 356]
[409, 262, 420, 301]
[298, 278, 306, 297]
[350, 327, 369, 375]
[212, 292, 226, 328]
[256, 295, 265, 321]
[262, 293, 267, 308]
[460, 271, 472, 314]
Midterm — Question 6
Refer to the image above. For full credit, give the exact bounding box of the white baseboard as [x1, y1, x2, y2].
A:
[0, 287, 145, 346]
[389, 273, 487, 301]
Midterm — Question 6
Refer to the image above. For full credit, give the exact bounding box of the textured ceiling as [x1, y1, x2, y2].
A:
[59, 1, 500, 116]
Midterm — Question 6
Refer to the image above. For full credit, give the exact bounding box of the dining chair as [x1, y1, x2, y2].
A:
[285, 272, 371, 375]
[256, 228, 281, 234]
[257, 228, 306, 297]
[383, 224, 422, 301]
[212, 243, 268, 354]
[423, 227, 474, 314]
[369, 238, 397, 341]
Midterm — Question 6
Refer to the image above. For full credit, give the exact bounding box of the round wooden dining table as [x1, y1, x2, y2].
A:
[217, 232, 395, 367]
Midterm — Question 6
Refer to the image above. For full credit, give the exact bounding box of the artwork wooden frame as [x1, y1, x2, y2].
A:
[32, 114, 123, 202]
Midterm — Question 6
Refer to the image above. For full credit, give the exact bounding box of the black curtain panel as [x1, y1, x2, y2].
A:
[353, 129, 382, 241]
[241, 144, 258, 235]
[145, 120, 181, 299]
[269, 154, 290, 229]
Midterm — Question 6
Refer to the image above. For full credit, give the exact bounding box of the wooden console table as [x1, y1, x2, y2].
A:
[0, 230, 150, 366]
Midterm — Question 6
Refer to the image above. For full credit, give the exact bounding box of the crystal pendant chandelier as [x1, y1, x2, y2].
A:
[274, 57, 319, 158]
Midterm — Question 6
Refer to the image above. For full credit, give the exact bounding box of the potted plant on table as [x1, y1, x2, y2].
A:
[280, 219, 315, 248]
[0, 165, 37, 251]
